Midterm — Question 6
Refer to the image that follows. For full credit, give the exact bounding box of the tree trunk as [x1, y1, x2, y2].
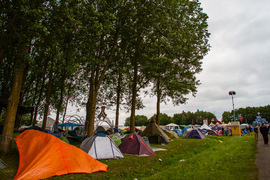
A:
[130, 60, 138, 134]
[14, 62, 29, 130]
[115, 69, 122, 129]
[156, 78, 161, 125]
[0, 62, 25, 153]
[62, 97, 69, 124]
[30, 76, 39, 125]
[85, 77, 98, 137]
[33, 62, 48, 125]
[42, 58, 54, 132]
[85, 15, 122, 136]
[55, 77, 65, 125]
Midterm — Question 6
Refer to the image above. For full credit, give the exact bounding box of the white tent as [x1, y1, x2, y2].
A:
[80, 133, 124, 160]
[200, 124, 212, 130]
[165, 123, 180, 130]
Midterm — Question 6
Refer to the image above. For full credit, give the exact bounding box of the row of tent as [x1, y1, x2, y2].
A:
[13, 129, 156, 179]
[80, 132, 155, 160]
[80, 120, 207, 161]
[11, 120, 208, 179]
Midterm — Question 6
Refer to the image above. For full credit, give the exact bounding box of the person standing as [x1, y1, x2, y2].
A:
[259, 123, 269, 146]
[254, 125, 259, 140]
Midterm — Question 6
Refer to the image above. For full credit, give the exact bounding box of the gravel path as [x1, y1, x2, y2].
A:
[255, 132, 270, 180]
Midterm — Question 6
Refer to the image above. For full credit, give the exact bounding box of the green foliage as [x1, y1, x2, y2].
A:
[174, 111, 216, 125]
[124, 111, 217, 127]
[20, 114, 32, 126]
[124, 115, 149, 126]
[150, 113, 173, 125]
[222, 105, 270, 124]
[1, 0, 210, 132]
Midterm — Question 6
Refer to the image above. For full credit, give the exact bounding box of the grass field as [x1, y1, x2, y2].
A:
[0, 134, 258, 180]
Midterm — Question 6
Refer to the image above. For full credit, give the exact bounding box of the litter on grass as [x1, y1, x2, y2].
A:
[152, 148, 167, 152]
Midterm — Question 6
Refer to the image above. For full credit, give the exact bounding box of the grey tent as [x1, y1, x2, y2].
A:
[80, 133, 124, 160]
[0, 158, 8, 170]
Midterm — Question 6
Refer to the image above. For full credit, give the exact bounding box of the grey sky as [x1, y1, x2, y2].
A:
[131, 0, 270, 124]
[64, 0, 270, 125]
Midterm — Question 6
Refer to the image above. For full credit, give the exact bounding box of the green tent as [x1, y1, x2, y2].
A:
[142, 136, 151, 148]
[0, 158, 8, 170]
[140, 120, 171, 144]
[111, 135, 122, 146]
[163, 129, 179, 139]
[179, 125, 190, 130]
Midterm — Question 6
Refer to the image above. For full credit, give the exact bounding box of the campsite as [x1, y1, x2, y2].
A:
[0, 124, 258, 180]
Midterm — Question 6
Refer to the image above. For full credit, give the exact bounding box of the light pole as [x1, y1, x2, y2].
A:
[229, 91, 236, 121]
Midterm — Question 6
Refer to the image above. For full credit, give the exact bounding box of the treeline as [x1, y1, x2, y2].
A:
[0, 0, 210, 152]
[124, 111, 216, 126]
[222, 105, 270, 124]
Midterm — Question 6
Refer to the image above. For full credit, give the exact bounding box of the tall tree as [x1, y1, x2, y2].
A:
[81, 1, 124, 136]
[144, 0, 210, 125]
[0, 0, 47, 153]
[122, 1, 159, 133]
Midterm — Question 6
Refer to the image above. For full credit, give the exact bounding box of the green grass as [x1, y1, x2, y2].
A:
[0, 134, 258, 180]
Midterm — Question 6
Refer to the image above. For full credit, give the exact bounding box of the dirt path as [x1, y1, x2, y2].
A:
[255, 132, 270, 180]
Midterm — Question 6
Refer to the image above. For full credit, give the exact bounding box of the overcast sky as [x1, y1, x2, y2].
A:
[63, 0, 270, 125]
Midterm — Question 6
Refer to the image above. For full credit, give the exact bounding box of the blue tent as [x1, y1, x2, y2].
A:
[173, 129, 182, 136]
[182, 128, 188, 134]
[55, 123, 83, 131]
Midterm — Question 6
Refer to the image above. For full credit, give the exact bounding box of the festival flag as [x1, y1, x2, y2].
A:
[239, 116, 242, 122]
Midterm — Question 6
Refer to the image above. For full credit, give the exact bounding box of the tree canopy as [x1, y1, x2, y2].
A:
[222, 105, 270, 124]
[0, 0, 210, 152]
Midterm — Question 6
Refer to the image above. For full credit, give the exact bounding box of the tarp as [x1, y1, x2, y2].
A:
[119, 133, 155, 156]
[20, 125, 42, 133]
[14, 130, 107, 180]
[80, 133, 124, 160]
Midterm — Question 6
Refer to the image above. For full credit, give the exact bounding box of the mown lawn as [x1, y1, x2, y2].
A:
[0, 134, 258, 180]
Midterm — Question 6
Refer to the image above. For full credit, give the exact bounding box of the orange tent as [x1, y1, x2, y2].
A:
[14, 130, 107, 180]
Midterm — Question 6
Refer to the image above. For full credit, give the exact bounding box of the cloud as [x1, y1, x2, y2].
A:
[115, 0, 270, 124]
[63, 0, 270, 125]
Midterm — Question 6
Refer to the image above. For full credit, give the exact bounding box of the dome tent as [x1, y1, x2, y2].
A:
[183, 129, 205, 139]
[119, 133, 155, 156]
[173, 129, 182, 136]
[80, 133, 123, 160]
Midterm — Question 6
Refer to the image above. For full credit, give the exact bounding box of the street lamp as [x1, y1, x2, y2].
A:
[229, 91, 236, 121]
